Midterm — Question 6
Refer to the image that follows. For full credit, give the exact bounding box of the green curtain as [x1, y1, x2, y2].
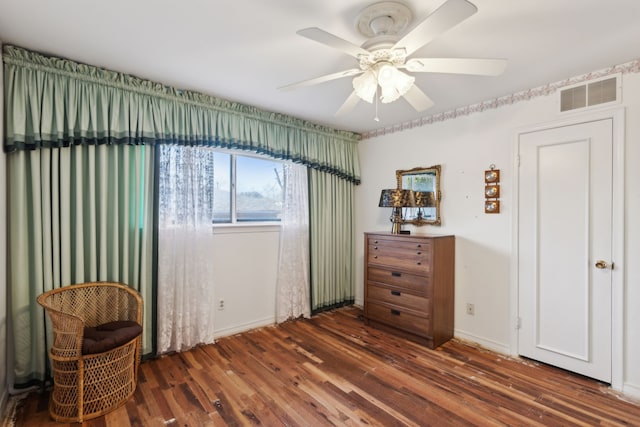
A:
[7, 144, 155, 386]
[2, 45, 361, 184]
[308, 168, 356, 312]
[2, 44, 362, 386]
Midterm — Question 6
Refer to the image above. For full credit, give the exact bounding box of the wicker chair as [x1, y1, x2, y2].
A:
[37, 282, 143, 422]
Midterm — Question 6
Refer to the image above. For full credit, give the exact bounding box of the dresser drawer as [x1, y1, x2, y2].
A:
[367, 267, 429, 296]
[367, 284, 431, 313]
[367, 240, 431, 275]
[366, 301, 431, 338]
[368, 237, 432, 256]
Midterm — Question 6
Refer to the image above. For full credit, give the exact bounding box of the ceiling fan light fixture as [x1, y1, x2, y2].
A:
[352, 71, 377, 103]
[377, 64, 415, 103]
[376, 63, 396, 85]
[287, 0, 505, 115]
[380, 84, 401, 103]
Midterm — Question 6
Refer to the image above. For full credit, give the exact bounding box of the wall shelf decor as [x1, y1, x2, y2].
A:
[484, 164, 500, 214]
[484, 168, 500, 183]
[484, 200, 500, 213]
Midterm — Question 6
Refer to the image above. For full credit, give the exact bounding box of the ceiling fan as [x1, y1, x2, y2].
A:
[279, 0, 507, 116]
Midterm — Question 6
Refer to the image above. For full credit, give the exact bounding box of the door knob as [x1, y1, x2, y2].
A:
[595, 260, 609, 269]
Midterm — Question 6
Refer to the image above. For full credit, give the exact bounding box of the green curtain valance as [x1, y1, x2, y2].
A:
[3, 45, 361, 183]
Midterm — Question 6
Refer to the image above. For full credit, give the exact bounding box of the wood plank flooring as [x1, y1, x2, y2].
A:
[10, 307, 640, 426]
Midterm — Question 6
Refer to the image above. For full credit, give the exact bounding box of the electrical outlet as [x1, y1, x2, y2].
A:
[466, 303, 475, 316]
[218, 299, 225, 311]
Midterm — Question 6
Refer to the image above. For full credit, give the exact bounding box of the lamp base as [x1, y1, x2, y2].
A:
[390, 207, 403, 234]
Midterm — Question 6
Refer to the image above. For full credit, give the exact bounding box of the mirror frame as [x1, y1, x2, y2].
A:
[395, 165, 442, 226]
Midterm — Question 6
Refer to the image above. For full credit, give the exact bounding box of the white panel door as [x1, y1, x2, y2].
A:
[518, 118, 613, 383]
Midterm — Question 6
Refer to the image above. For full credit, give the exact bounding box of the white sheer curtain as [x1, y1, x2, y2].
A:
[276, 162, 311, 322]
[157, 145, 216, 353]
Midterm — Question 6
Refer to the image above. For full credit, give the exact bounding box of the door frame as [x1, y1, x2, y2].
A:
[510, 107, 625, 390]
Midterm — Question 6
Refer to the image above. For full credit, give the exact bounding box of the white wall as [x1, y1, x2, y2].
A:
[211, 226, 280, 338]
[356, 70, 640, 398]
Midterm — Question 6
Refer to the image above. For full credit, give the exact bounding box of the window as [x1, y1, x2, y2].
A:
[213, 152, 231, 222]
[212, 152, 284, 223]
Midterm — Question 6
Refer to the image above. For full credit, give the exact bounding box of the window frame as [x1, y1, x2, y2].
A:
[212, 149, 285, 227]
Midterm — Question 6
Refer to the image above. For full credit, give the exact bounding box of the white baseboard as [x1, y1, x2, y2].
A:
[623, 382, 640, 401]
[214, 316, 275, 340]
[454, 330, 640, 403]
[454, 329, 511, 355]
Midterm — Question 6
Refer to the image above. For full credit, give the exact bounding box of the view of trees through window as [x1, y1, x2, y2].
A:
[213, 152, 284, 223]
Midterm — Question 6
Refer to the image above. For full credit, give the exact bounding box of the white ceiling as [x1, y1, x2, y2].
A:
[1, 0, 639, 134]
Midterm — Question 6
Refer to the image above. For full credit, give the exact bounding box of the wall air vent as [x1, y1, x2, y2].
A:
[559, 74, 620, 113]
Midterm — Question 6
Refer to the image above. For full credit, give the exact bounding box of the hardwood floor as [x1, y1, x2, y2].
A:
[10, 307, 640, 426]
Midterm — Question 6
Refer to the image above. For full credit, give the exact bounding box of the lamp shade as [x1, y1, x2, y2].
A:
[378, 65, 415, 104]
[353, 71, 377, 103]
[352, 64, 416, 105]
[379, 189, 415, 208]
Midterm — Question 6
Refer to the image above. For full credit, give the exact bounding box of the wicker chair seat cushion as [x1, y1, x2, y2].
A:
[82, 321, 142, 355]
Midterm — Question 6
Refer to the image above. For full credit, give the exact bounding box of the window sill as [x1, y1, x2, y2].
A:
[212, 223, 281, 235]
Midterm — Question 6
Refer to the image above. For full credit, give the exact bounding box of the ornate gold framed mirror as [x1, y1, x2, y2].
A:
[395, 165, 441, 226]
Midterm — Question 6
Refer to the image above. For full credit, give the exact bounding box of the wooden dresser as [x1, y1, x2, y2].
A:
[364, 232, 455, 349]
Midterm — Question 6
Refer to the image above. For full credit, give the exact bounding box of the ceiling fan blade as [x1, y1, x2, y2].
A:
[335, 91, 361, 116]
[278, 68, 363, 91]
[403, 85, 434, 112]
[393, 0, 477, 57]
[297, 27, 370, 58]
[404, 58, 507, 76]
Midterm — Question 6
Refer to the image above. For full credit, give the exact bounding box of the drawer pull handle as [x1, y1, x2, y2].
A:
[374, 246, 378, 250]
[374, 255, 378, 259]
[391, 272, 401, 277]
[390, 309, 401, 316]
[391, 290, 401, 296]
[417, 244, 422, 248]
[417, 251, 422, 255]
[417, 262, 422, 265]
[374, 240, 379, 244]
